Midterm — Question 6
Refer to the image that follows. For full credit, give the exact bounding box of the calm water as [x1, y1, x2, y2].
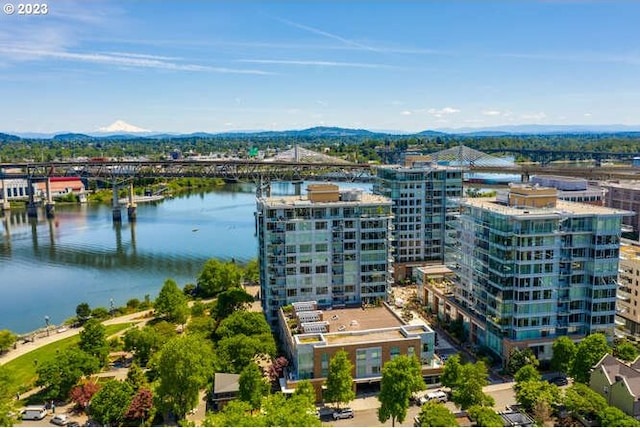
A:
[0, 181, 371, 334]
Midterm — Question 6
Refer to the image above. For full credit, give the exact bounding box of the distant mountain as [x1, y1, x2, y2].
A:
[0, 132, 21, 141]
[435, 124, 640, 135]
[53, 133, 93, 140]
[96, 120, 151, 134]
[415, 130, 448, 137]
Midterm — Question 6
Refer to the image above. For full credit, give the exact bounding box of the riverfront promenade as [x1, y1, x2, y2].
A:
[0, 310, 154, 366]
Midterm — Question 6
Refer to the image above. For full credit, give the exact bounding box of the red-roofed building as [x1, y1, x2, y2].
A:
[36, 177, 85, 198]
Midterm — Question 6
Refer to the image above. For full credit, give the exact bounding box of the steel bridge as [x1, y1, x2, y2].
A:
[481, 148, 638, 166]
[1, 159, 640, 182]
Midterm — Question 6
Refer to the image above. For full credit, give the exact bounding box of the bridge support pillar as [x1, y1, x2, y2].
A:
[112, 182, 122, 223]
[127, 182, 137, 221]
[27, 178, 37, 219]
[521, 173, 530, 183]
[44, 178, 55, 219]
[0, 179, 9, 213]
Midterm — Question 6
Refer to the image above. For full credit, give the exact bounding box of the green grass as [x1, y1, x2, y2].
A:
[4, 323, 133, 392]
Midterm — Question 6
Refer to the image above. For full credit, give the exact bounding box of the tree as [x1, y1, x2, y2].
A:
[215, 311, 271, 339]
[125, 388, 154, 426]
[440, 354, 463, 389]
[262, 392, 321, 427]
[76, 302, 91, 323]
[203, 400, 263, 427]
[507, 347, 539, 375]
[451, 361, 494, 410]
[514, 380, 560, 414]
[197, 259, 242, 298]
[551, 336, 577, 375]
[0, 330, 16, 353]
[70, 380, 101, 410]
[293, 380, 316, 406]
[216, 334, 276, 373]
[123, 326, 165, 366]
[79, 318, 109, 367]
[323, 350, 355, 409]
[126, 363, 148, 391]
[571, 333, 611, 383]
[614, 339, 639, 362]
[155, 335, 213, 421]
[89, 380, 134, 426]
[268, 356, 289, 383]
[378, 355, 425, 427]
[154, 279, 189, 324]
[213, 288, 254, 321]
[598, 406, 640, 427]
[36, 348, 101, 400]
[562, 383, 607, 419]
[239, 362, 269, 412]
[243, 259, 260, 284]
[514, 364, 541, 387]
[0, 365, 17, 427]
[417, 402, 458, 427]
[468, 405, 503, 427]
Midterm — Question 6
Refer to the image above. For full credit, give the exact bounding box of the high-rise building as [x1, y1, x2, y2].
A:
[256, 184, 394, 325]
[446, 184, 627, 362]
[616, 240, 640, 337]
[373, 163, 463, 281]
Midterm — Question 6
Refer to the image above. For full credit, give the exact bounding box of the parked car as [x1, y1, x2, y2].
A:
[20, 405, 47, 420]
[332, 408, 354, 420]
[50, 414, 69, 426]
[66, 422, 80, 427]
[419, 390, 448, 405]
[549, 376, 569, 386]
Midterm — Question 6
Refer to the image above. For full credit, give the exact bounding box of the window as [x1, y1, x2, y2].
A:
[408, 346, 415, 356]
[390, 346, 400, 360]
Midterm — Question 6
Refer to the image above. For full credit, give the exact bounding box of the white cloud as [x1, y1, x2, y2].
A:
[401, 111, 412, 116]
[520, 112, 547, 120]
[584, 113, 593, 117]
[237, 59, 396, 69]
[425, 107, 460, 118]
[482, 110, 502, 116]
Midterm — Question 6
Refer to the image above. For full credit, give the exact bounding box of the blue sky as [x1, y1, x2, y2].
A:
[1, 1, 639, 134]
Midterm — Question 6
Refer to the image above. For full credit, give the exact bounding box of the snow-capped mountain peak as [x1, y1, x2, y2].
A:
[97, 120, 151, 133]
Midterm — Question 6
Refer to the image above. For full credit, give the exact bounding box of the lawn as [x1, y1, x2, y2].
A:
[5, 323, 133, 392]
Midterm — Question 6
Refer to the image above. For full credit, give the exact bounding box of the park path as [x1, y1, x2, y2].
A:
[0, 310, 154, 366]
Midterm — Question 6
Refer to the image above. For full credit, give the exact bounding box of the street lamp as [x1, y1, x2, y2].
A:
[44, 315, 50, 336]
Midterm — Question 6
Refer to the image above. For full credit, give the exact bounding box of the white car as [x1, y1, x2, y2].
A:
[332, 408, 354, 420]
[419, 390, 448, 405]
[50, 414, 69, 426]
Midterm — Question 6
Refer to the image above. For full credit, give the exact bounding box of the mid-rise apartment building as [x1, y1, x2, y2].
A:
[602, 181, 640, 235]
[530, 175, 605, 206]
[256, 184, 394, 325]
[373, 163, 463, 281]
[446, 184, 627, 362]
[617, 240, 640, 337]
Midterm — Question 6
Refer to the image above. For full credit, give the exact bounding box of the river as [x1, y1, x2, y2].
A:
[0, 181, 372, 334]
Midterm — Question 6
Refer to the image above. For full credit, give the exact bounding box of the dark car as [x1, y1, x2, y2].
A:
[66, 422, 80, 427]
[549, 376, 568, 386]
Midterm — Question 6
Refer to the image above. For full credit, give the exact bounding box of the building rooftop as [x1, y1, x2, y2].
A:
[376, 162, 463, 172]
[463, 196, 629, 217]
[602, 181, 640, 190]
[620, 241, 640, 261]
[260, 192, 391, 208]
[320, 305, 405, 332]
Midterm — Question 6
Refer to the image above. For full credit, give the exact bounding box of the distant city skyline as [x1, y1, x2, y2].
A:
[1, 1, 639, 134]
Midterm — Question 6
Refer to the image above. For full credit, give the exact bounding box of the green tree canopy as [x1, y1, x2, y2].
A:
[293, 380, 316, 407]
[125, 362, 148, 391]
[551, 336, 577, 375]
[215, 311, 271, 340]
[203, 400, 262, 427]
[323, 350, 355, 409]
[507, 347, 539, 375]
[213, 288, 255, 321]
[417, 402, 458, 427]
[123, 325, 169, 367]
[377, 355, 425, 427]
[155, 335, 214, 421]
[243, 259, 260, 284]
[514, 380, 560, 414]
[76, 302, 91, 322]
[197, 259, 242, 298]
[571, 333, 611, 383]
[0, 365, 17, 427]
[89, 380, 134, 427]
[262, 392, 321, 427]
[216, 334, 276, 374]
[451, 361, 494, 410]
[239, 362, 270, 411]
[614, 339, 639, 362]
[440, 354, 462, 389]
[79, 318, 109, 367]
[514, 364, 541, 386]
[36, 348, 101, 400]
[154, 279, 189, 324]
[0, 330, 17, 353]
[598, 406, 640, 427]
[468, 405, 503, 427]
[563, 382, 608, 419]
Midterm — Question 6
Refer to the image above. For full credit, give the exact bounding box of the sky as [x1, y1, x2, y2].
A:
[1, 0, 639, 134]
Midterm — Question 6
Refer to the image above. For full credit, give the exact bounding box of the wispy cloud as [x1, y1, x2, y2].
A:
[520, 112, 547, 120]
[495, 51, 640, 66]
[275, 17, 378, 52]
[237, 59, 397, 69]
[401, 111, 412, 116]
[427, 107, 461, 118]
[482, 110, 502, 116]
[0, 46, 274, 75]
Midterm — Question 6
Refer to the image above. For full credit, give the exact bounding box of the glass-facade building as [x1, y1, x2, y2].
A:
[373, 164, 463, 280]
[256, 184, 394, 325]
[447, 185, 627, 362]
